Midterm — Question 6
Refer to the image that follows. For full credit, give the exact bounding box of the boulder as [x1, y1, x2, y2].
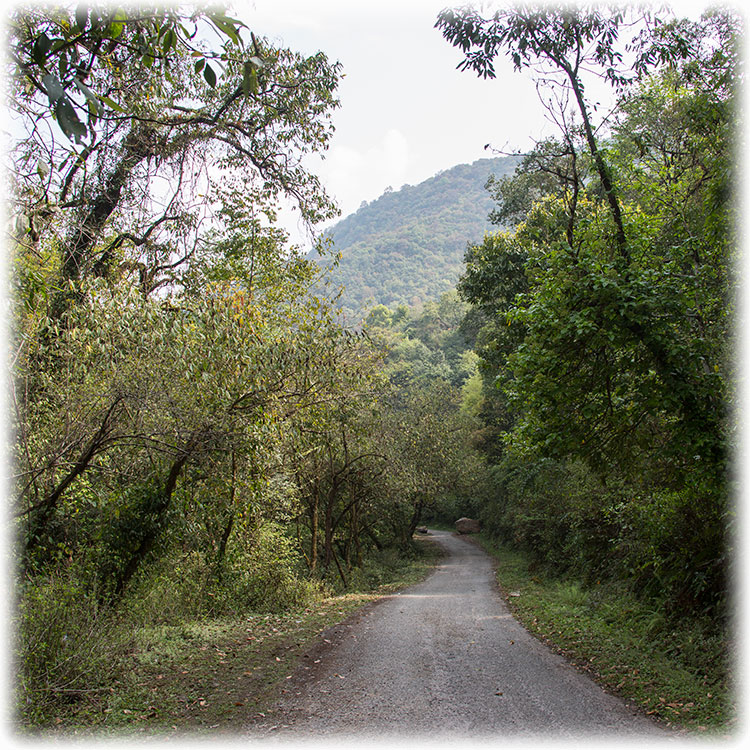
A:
[455, 517, 481, 534]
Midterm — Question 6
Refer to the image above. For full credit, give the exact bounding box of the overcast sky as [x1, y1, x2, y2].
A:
[239, 0, 718, 247]
[244, 0, 561, 244]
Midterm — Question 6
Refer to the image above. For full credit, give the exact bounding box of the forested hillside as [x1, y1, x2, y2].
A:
[319, 156, 521, 316]
[8, 2, 738, 736]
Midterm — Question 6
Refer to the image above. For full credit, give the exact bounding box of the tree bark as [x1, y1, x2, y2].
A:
[50, 122, 158, 320]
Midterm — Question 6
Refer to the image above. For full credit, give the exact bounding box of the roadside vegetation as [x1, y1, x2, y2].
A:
[8, 3, 738, 736]
[17, 538, 442, 733]
[477, 536, 734, 734]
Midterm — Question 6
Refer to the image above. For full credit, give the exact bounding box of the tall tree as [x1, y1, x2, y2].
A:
[9, 3, 341, 320]
[440, 6, 739, 611]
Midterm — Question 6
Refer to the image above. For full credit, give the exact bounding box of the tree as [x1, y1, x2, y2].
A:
[437, 4, 634, 255]
[9, 3, 342, 321]
[440, 6, 739, 612]
[8, 3, 349, 592]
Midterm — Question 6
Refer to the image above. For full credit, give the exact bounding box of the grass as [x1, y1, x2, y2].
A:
[23, 531, 733, 737]
[22, 536, 443, 736]
[476, 534, 737, 736]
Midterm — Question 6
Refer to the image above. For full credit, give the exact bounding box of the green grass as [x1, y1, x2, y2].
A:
[477, 534, 736, 736]
[21, 537, 443, 736]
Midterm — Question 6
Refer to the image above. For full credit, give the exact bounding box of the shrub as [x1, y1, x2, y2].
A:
[14, 569, 129, 727]
[123, 522, 323, 623]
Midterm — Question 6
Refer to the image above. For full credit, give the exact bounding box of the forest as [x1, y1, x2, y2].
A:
[7, 2, 739, 733]
[317, 155, 521, 316]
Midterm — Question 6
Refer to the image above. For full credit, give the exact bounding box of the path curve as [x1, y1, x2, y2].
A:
[251, 530, 668, 741]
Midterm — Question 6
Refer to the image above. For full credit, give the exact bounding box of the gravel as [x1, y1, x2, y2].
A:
[250, 529, 670, 742]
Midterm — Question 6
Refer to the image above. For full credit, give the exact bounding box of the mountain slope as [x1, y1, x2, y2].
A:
[321, 155, 521, 315]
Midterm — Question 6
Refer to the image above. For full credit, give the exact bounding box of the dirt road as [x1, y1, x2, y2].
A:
[252, 530, 668, 740]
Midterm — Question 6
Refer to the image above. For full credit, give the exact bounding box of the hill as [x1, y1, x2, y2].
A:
[318, 155, 522, 316]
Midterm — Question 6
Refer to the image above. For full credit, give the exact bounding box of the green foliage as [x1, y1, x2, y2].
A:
[445, 7, 738, 618]
[12, 5, 248, 147]
[125, 524, 323, 622]
[14, 569, 130, 726]
[361, 292, 493, 534]
[94, 482, 173, 599]
[319, 156, 521, 316]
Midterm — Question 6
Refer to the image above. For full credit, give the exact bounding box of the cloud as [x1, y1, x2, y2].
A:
[320, 128, 410, 218]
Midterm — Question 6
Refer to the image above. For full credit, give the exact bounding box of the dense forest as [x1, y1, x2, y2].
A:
[7, 2, 739, 733]
[316, 155, 521, 316]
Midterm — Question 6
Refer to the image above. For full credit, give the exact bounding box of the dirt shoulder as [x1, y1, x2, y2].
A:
[41, 538, 442, 738]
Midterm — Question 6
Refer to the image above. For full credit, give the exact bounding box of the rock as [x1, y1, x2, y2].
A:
[455, 517, 481, 534]
[415, 526, 429, 534]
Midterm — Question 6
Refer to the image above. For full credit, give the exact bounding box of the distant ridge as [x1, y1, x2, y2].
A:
[319, 155, 522, 316]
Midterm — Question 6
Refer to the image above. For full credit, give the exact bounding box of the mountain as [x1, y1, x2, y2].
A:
[317, 155, 522, 316]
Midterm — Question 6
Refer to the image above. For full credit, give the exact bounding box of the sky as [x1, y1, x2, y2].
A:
[243, 0, 559, 244]
[235, 0, 719, 247]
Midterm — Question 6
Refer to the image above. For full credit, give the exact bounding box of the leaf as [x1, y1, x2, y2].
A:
[242, 62, 258, 95]
[99, 95, 125, 113]
[36, 160, 50, 180]
[75, 5, 89, 31]
[203, 62, 217, 87]
[72, 77, 102, 115]
[209, 13, 244, 46]
[161, 27, 177, 54]
[55, 97, 88, 143]
[58, 51, 68, 79]
[32, 33, 52, 66]
[42, 74, 65, 104]
[108, 10, 127, 39]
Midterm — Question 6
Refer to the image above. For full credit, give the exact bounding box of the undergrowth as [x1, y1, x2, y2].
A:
[477, 534, 736, 735]
[13, 537, 441, 733]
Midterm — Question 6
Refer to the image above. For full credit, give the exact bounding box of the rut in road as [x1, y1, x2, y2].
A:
[251, 529, 669, 740]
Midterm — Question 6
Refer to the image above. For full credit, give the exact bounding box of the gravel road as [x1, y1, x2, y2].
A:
[252, 530, 669, 741]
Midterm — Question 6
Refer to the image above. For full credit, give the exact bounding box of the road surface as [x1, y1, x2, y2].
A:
[252, 529, 668, 741]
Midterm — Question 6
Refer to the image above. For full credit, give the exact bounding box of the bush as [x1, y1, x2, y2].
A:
[480, 454, 729, 616]
[14, 569, 129, 727]
[605, 483, 729, 615]
[123, 522, 324, 623]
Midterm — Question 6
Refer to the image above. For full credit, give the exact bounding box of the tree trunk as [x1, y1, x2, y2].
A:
[216, 450, 237, 572]
[21, 396, 122, 565]
[113, 447, 190, 599]
[50, 122, 157, 320]
[309, 486, 319, 571]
